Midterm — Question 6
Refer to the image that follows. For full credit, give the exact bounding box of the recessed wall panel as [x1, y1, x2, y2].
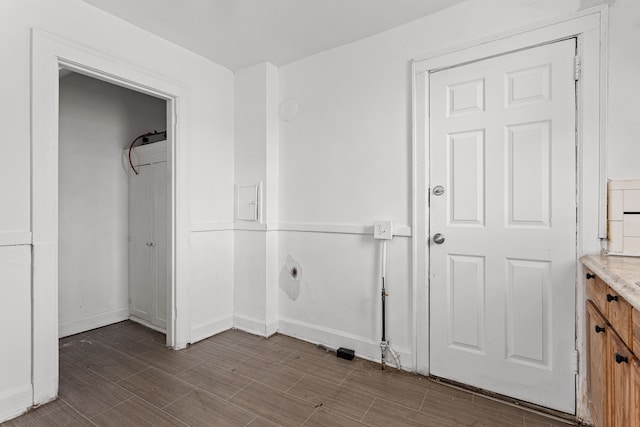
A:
[447, 130, 485, 226]
[447, 255, 485, 354]
[506, 259, 550, 368]
[447, 79, 485, 117]
[506, 64, 551, 107]
[506, 121, 550, 227]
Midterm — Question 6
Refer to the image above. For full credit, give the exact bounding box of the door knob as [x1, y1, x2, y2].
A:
[432, 233, 445, 244]
[594, 325, 605, 334]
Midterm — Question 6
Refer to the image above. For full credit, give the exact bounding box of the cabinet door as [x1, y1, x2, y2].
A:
[587, 301, 608, 427]
[609, 331, 632, 427]
[129, 164, 154, 322]
[632, 357, 640, 427]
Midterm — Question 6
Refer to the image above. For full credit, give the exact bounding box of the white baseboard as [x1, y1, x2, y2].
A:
[58, 308, 129, 338]
[0, 384, 33, 423]
[233, 314, 269, 336]
[265, 320, 279, 337]
[190, 315, 233, 343]
[128, 316, 166, 334]
[278, 317, 412, 371]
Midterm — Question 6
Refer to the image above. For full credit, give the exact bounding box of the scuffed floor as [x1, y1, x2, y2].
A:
[3, 321, 577, 426]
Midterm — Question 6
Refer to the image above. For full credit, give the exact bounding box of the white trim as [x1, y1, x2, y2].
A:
[59, 308, 129, 338]
[278, 317, 411, 371]
[215, 222, 415, 236]
[278, 222, 412, 237]
[31, 28, 192, 406]
[0, 384, 33, 424]
[235, 222, 269, 232]
[0, 232, 32, 247]
[128, 315, 167, 334]
[190, 223, 236, 232]
[412, 7, 607, 421]
[190, 315, 234, 344]
[233, 314, 273, 337]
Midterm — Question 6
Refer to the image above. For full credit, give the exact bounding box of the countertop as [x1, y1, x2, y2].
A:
[581, 254, 640, 312]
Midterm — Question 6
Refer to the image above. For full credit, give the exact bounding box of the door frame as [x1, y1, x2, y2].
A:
[411, 6, 607, 420]
[31, 28, 192, 406]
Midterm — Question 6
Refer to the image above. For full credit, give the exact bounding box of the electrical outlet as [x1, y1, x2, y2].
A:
[374, 220, 394, 240]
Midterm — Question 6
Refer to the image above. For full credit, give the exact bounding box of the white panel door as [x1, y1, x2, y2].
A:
[129, 163, 153, 322]
[429, 39, 577, 413]
[129, 161, 167, 330]
[152, 161, 168, 330]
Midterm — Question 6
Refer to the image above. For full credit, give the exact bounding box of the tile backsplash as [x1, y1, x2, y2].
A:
[608, 179, 640, 256]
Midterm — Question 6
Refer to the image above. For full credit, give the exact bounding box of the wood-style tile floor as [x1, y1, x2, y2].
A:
[3, 321, 578, 426]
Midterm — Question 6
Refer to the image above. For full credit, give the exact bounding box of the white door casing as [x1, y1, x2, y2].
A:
[428, 39, 577, 412]
[31, 28, 191, 406]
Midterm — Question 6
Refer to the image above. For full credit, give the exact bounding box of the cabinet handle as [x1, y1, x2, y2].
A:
[606, 294, 618, 302]
[586, 273, 595, 280]
[614, 353, 628, 364]
[595, 325, 605, 334]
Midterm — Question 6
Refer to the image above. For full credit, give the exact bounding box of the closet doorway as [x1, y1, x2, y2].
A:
[58, 71, 169, 338]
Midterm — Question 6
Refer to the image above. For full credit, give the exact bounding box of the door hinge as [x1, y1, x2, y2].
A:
[571, 349, 579, 374]
[573, 56, 581, 81]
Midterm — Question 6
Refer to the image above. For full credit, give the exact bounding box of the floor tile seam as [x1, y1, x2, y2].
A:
[233, 379, 319, 410]
[85, 395, 135, 421]
[418, 385, 429, 412]
[302, 368, 355, 387]
[359, 396, 377, 422]
[242, 415, 259, 427]
[114, 365, 153, 385]
[249, 349, 294, 365]
[225, 379, 257, 402]
[186, 383, 262, 418]
[56, 398, 100, 426]
[299, 405, 320, 426]
[360, 390, 429, 414]
[337, 367, 354, 385]
[470, 394, 561, 421]
[240, 353, 308, 379]
[170, 361, 203, 377]
[123, 393, 188, 425]
[284, 373, 308, 394]
[142, 401, 190, 426]
[161, 388, 198, 410]
[81, 361, 146, 383]
[345, 376, 431, 406]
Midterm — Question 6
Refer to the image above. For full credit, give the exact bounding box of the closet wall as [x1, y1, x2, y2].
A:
[58, 72, 166, 337]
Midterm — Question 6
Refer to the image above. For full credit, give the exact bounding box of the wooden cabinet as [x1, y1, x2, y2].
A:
[586, 301, 608, 427]
[585, 270, 640, 427]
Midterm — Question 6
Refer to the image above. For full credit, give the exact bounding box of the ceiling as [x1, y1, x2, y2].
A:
[80, 0, 466, 71]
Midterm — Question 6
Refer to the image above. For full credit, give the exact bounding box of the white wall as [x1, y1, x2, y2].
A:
[58, 72, 166, 337]
[606, 0, 640, 178]
[233, 63, 280, 336]
[0, 0, 234, 421]
[276, 0, 640, 371]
